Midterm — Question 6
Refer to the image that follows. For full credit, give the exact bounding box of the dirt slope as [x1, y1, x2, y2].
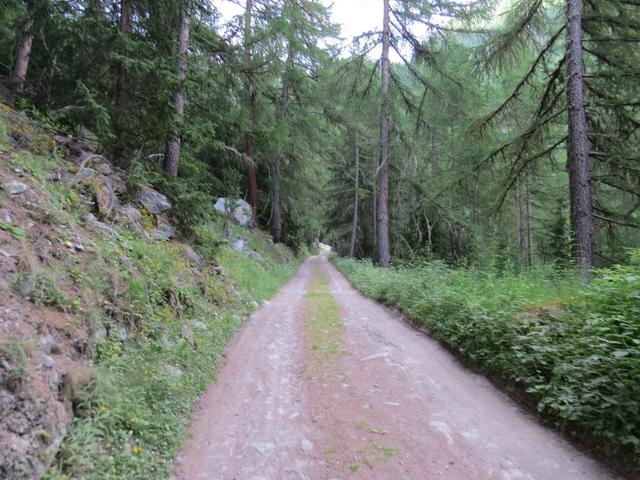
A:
[175, 254, 619, 480]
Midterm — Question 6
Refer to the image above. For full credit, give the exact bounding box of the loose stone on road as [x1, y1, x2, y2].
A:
[174, 255, 618, 480]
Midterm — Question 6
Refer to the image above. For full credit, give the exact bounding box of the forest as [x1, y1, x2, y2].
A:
[1, 0, 640, 478]
[2, 0, 638, 273]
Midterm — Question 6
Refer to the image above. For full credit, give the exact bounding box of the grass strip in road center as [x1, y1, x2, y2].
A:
[303, 266, 344, 363]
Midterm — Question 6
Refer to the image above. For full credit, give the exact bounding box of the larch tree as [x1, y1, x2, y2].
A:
[243, 0, 258, 216]
[353, 0, 486, 266]
[9, 0, 39, 93]
[164, 1, 191, 177]
[270, 41, 291, 243]
[349, 131, 360, 258]
[267, 0, 336, 242]
[565, 0, 592, 279]
[476, 0, 640, 278]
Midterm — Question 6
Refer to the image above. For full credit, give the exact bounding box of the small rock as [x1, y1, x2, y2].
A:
[93, 326, 108, 343]
[137, 186, 172, 214]
[95, 176, 116, 218]
[116, 204, 143, 232]
[233, 238, 247, 252]
[116, 327, 128, 341]
[46, 171, 63, 182]
[181, 325, 194, 340]
[42, 355, 55, 369]
[2, 180, 28, 194]
[252, 441, 275, 456]
[190, 320, 207, 330]
[96, 163, 112, 175]
[182, 245, 204, 271]
[0, 208, 12, 224]
[212, 264, 224, 275]
[301, 439, 314, 452]
[54, 134, 73, 145]
[39, 335, 56, 353]
[164, 365, 183, 380]
[70, 167, 96, 184]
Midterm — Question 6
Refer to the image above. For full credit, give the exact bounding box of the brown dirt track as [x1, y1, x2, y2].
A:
[174, 255, 619, 480]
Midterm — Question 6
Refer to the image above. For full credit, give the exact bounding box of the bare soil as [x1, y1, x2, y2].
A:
[174, 255, 620, 480]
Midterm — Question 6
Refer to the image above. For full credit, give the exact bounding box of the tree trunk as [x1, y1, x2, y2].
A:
[243, 0, 258, 217]
[526, 179, 533, 266]
[349, 132, 360, 258]
[377, 0, 391, 267]
[117, 0, 133, 110]
[271, 43, 292, 243]
[517, 178, 529, 268]
[270, 156, 283, 242]
[10, 18, 33, 93]
[566, 0, 593, 280]
[430, 127, 438, 178]
[115, 0, 133, 163]
[164, 4, 191, 177]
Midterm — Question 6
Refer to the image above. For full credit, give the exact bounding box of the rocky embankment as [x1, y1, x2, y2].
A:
[0, 105, 293, 479]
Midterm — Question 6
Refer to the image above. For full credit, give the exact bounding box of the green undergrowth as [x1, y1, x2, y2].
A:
[46, 230, 299, 479]
[46, 237, 298, 480]
[332, 255, 640, 465]
[1, 108, 302, 479]
[46, 238, 298, 479]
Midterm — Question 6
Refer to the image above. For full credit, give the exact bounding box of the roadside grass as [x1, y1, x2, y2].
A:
[1, 107, 305, 480]
[332, 255, 640, 466]
[303, 267, 344, 362]
[41, 231, 299, 480]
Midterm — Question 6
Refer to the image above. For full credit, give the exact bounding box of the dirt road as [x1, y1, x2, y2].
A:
[174, 255, 617, 480]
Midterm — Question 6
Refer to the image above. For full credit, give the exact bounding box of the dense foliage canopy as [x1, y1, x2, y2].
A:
[2, 0, 639, 272]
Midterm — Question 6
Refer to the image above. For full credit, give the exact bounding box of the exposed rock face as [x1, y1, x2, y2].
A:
[137, 187, 172, 215]
[214, 198, 253, 227]
[0, 357, 70, 480]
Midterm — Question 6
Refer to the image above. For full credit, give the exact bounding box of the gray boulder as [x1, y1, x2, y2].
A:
[2, 180, 28, 195]
[115, 204, 143, 232]
[137, 187, 171, 214]
[150, 223, 175, 240]
[214, 197, 253, 226]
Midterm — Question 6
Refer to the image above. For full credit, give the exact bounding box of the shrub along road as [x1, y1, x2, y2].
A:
[174, 255, 617, 479]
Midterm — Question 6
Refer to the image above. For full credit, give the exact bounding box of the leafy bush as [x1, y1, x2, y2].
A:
[332, 255, 640, 461]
